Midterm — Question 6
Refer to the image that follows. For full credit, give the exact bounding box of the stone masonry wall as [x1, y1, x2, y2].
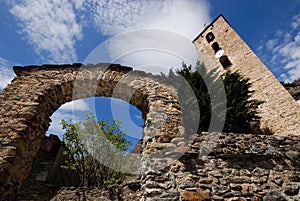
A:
[174, 132, 300, 201]
[193, 15, 300, 136]
[27, 132, 300, 201]
[0, 63, 184, 200]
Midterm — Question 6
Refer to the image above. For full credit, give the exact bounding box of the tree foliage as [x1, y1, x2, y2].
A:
[61, 113, 131, 187]
[222, 71, 263, 133]
[164, 61, 263, 134]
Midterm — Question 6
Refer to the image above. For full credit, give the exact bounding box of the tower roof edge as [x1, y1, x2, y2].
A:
[193, 14, 231, 42]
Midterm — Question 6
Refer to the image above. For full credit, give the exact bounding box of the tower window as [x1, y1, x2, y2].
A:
[211, 42, 221, 53]
[219, 55, 232, 68]
[206, 32, 215, 43]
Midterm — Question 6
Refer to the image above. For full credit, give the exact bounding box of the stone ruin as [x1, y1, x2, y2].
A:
[0, 63, 299, 201]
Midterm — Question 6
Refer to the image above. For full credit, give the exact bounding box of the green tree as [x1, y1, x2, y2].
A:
[176, 62, 219, 133]
[222, 71, 263, 133]
[164, 61, 263, 134]
[61, 113, 131, 187]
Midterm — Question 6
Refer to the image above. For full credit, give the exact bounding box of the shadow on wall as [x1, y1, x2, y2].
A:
[177, 132, 300, 182]
[16, 134, 80, 200]
[45, 136, 80, 186]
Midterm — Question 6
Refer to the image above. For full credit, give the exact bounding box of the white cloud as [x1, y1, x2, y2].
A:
[7, 0, 210, 70]
[257, 13, 300, 82]
[74, 0, 84, 9]
[48, 99, 91, 138]
[146, 0, 211, 39]
[291, 13, 300, 30]
[0, 57, 15, 90]
[60, 99, 90, 112]
[83, 0, 210, 73]
[83, 0, 161, 36]
[47, 111, 74, 138]
[266, 38, 278, 51]
[85, 29, 200, 74]
[84, 0, 210, 39]
[9, 0, 83, 63]
[48, 109, 91, 139]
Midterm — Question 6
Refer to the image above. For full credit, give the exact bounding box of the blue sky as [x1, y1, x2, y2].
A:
[0, 0, 300, 147]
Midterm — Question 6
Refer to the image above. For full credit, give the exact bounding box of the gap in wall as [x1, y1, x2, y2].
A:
[46, 96, 144, 153]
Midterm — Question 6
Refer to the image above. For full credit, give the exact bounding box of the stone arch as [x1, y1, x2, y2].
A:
[0, 63, 184, 200]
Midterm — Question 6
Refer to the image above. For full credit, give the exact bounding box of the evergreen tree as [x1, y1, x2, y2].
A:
[222, 71, 263, 133]
[166, 62, 262, 134]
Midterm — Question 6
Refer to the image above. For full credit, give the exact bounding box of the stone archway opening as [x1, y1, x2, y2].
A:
[15, 95, 145, 200]
[46, 96, 144, 153]
[0, 63, 184, 200]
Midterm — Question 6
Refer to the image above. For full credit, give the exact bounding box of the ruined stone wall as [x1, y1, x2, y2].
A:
[47, 183, 142, 201]
[174, 132, 300, 201]
[0, 64, 184, 200]
[24, 132, 300, 201]
[193, 15, 300, 136]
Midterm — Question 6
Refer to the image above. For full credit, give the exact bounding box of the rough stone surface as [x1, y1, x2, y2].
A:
[193, 15, 300, 135]
[48, 184, 142, 201]
[171, 132, 300, 201]
[15, 132, 300, 201]
[16, 145, 60, 201]
[285, 77, 300, 105]
[0, 63, 184, 200]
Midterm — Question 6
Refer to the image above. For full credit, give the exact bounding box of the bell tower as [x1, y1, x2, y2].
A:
[193, 14, 300, 135]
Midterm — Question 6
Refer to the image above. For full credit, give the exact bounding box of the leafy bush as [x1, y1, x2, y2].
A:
[61, 113, 131, 187]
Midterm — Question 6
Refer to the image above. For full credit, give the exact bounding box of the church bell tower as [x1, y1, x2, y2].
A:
[193, 14, 300, 135]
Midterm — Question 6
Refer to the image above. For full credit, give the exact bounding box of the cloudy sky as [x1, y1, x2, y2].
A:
[0, 0, 299, 144]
